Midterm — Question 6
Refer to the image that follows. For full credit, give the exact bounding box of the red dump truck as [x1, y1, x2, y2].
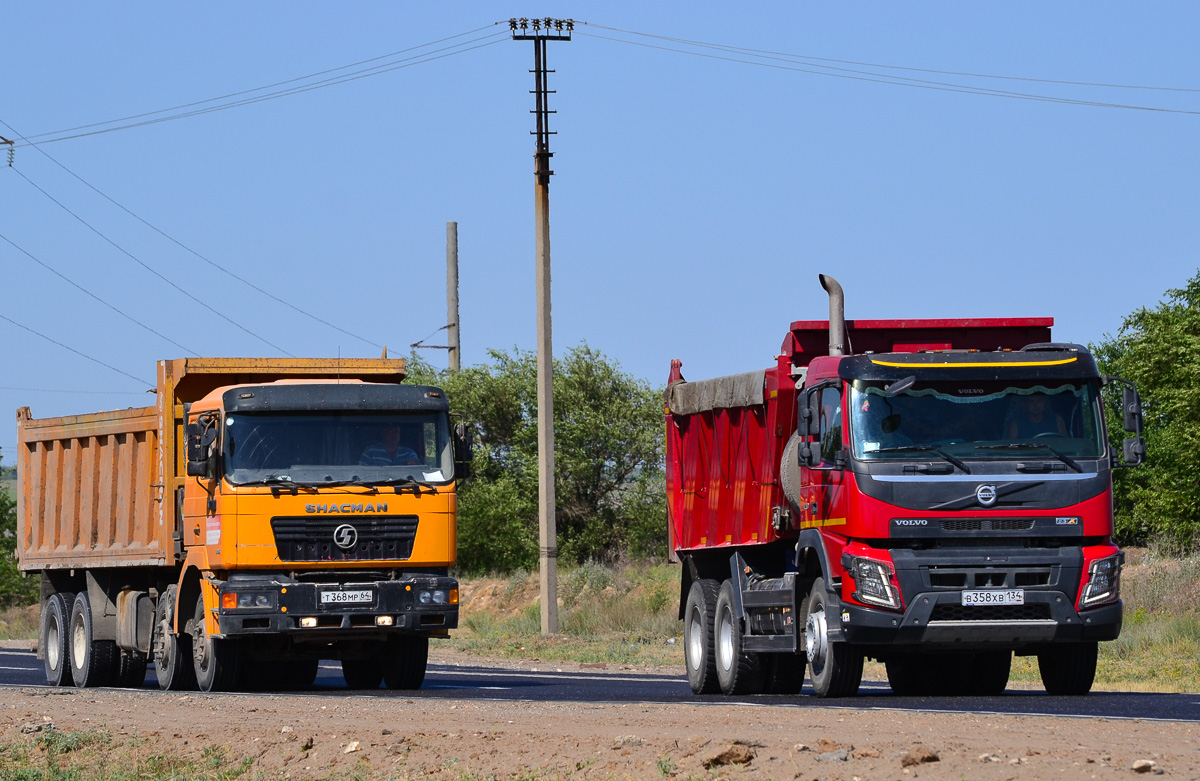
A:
[17, 358, 471, 692]
[665, 276, 1145, 697]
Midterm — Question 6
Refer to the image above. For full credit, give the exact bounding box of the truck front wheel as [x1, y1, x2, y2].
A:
[192, 594, 241, 692]
[384, 636, 429, 690]
[714, 580, 764, 695]
[41, 592, 74, 687]
[804, 578, 862, 698]
[1038, 642, 1098, 695]
[684, 579, 720, 694]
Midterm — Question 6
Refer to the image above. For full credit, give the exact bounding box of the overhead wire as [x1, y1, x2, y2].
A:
[0, 231, 195, 354]
[8, 166, 295, 356]
[0, 312, 150, 386]
[577, 25, 1200, 116]
[1, 118, 383, 352]
[18, 30, 509, 147]
[585, 22, 1200, 95]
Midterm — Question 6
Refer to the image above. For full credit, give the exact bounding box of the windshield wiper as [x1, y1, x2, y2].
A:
[873, 445, 971, 474]
[975, 443, 1083, 473]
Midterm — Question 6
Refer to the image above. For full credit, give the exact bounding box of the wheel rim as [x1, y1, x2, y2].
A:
[805, 607, 828, 673]
[47, 615, 61, 671]
[71, 613, 87, 669]
[717, 606, 734, 673]
[687, 606, 704, 672]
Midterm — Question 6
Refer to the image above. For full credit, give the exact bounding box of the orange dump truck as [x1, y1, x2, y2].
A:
[17, 358, 471, 693]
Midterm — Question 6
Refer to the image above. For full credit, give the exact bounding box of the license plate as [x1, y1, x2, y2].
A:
[961, 589, 1024, 606]
[320, 589, 373, 605]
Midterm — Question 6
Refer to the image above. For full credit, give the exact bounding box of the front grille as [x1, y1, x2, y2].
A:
[271, 516, 418, 562]
[939, 517, 1036, 532]
[924, 566, 1054, 589]
[930, 603, 1052, 622]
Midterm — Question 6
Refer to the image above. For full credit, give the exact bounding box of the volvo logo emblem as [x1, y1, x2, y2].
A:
[976, 485, 998, 507]
[333, 524, 358, 550]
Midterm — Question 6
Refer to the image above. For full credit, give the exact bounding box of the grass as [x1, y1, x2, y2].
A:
[0, 727, 255, 781]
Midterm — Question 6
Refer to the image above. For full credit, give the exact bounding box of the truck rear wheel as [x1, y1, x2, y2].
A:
[804, 578, 862, 698]
[1038, 642, 1098, 695]
[968, 651, 1012, 695]
[383, 636, 429, 690]
[193, 594, 241, 692]
[152, 587, 195, 691]
[684, 578, 720, 694]
[714, 580, 764, 695]
[41, 592, 74, 687]
[114, 650, 148, 688]
[69, 592, 117, 688]
[342, 657, 384, 689]
[884, 654, 921, 696]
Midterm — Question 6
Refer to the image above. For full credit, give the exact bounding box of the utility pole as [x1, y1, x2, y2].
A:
[446, 221, 460, 371]
[511, 16, 572, 635]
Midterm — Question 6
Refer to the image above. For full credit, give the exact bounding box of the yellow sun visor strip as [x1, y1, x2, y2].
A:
[869, 357, 1078, 369]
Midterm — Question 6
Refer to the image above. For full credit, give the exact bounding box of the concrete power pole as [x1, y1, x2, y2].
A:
[512, 17, 572, 635]
[446, 222, 460, 372]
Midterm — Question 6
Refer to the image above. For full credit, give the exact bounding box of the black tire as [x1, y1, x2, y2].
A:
[714, 580, 764, 695]
[683, 578, 720, 695]
[803, 578, 862, 698]
[41, 592, 74, 687]
[114, 651, 148, 688]
[884, 654, 922, 696]
[1038, 642, 1098, 696]
[284, 658, 321, 689]
[192, 593, 240, 692]
[152, 587, 196, 691]
[383, 636, 429, 690]
[69, 593, 117, 688]
[761, 652, 806, 695]
[342, 657, 384, 690]
[967, 651, 1012, 696]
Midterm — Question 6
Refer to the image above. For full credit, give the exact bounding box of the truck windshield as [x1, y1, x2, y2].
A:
[848, 380, 1106, 463]
[222, 412, 454, 486]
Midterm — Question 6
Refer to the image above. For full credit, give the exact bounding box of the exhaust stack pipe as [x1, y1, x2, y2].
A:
[819, 274, 846, 356]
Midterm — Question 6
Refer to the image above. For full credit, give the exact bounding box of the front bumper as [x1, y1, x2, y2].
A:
[837, 592, 1122, 650]
[214, 574, 459, 637]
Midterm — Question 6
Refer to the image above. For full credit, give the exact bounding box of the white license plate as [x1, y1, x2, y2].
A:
[961, 589, 1025, 606]
[320, 589, 373, 605]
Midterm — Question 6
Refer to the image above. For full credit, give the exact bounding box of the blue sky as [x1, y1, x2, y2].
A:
[2, 4, 1197, 457]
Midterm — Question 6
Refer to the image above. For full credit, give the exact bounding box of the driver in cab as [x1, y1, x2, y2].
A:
[1006, 394, 1067, 439]
[359, 424, 421, 466]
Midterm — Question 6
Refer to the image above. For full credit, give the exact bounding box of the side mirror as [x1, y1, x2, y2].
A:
[1122, 386, 1143, 434]
[185, 415, 217, 478]
[1123, 437, 1146, 466]
[453, 421, 474, 480]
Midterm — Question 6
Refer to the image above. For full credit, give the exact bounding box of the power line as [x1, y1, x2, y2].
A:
[0, 312, 150, 386]
[577, 26, 1200, 117]
[18, 31, 509, 147]
[586, 22, 1200, 95]
[8, 165, 295, 356]
[0, 231, 195, 354]
[0, 386, 146, 395]
[1, 118, 383, 351]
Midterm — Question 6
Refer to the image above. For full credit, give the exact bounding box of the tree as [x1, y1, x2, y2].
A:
[405, 344, 667, 572]
[1092, 269, 1200, 552]
[0, 449, 38, 608]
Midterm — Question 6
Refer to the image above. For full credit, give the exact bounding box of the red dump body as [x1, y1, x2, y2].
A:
[665, 318, 1052, 554]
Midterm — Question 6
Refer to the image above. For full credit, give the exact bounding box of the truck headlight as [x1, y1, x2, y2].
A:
[1081, 554, 1122, 608]
[847, 556, 901, 611]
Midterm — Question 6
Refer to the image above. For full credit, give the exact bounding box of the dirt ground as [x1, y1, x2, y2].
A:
[2, 645, 1198, 780]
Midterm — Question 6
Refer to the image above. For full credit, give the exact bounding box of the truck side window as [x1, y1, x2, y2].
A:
[820, 386, 843, 466]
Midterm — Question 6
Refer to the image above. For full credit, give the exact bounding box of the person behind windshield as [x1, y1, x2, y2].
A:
[1006, 393, 1067, 439]
[359, 424, 420, 466]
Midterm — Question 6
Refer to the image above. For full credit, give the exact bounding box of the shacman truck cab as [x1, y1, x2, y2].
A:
[665, 276, 1144, 697]
[19, 358, 471, 693]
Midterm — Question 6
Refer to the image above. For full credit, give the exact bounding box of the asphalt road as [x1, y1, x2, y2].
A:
[3, 647, 1196, 722]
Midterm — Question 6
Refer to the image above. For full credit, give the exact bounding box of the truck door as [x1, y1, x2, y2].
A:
[802, 384, 847, 530]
